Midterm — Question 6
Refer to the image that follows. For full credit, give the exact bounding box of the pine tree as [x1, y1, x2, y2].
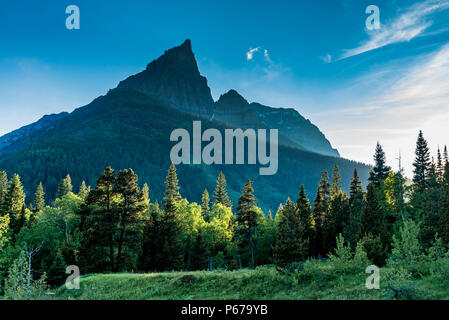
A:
[47, 250, 67, 287]
[236, 180, 258, 269]
[78, 181, 89, 200]
[142, 183, 150, 204]
[164, 163, 181, 203]
[344, 169, 364, 248]
[273, 198, 308, 267]
[437, 147, 444, 182]
[312, 191, 325, 256]
[369, 142, 391, 187]
[190, 228, 208, 270]
[159, 196, 183, 270]
[79, 167, 117, 272]
[296, 185, 315, 256]
[0, 171, 8, 214]
[413, 131, 431, 193]
[213, 172, 232, 207]
[318, 170, 331, 207]
[34, 182, 45, 212]
[444, 145, 449, 164]
[360, 183, 384, 238]
[331, 164, 342, 196]
[2, 174, 26, 240]
[201, 189, 210, 220]
[323, 188, 350, 255]
[56, 174, 73, 198]
[267, 210, 273, 221]
[113, 169, 148, 271]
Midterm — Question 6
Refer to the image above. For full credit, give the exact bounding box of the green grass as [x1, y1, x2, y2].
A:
[50, 262, 449, 300]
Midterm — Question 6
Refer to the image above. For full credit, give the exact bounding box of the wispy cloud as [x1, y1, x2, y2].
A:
[246, 47, 260, 60]
[314, 43, 449, 175]
[339, 0, 449, 60]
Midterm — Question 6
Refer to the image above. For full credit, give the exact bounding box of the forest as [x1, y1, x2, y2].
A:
[1, 130, 449, 300]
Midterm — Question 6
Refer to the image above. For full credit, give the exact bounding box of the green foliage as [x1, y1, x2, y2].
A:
[368, 142, 391, 187]
[273, 199, 308, 267]
[33, 182, 45, 213]
[213, 172, 232, 208]
[4, 250, 47, 300]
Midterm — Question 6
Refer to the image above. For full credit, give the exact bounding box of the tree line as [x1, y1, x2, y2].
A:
[0, 130, 449, 294]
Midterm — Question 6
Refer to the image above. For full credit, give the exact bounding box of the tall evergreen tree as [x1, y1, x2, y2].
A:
[437, 147, 444, 182]
[318, 170, 331, 208]
[142, 183, 150, 205]
[273, 198, 308, 267]
[331, 164, 342, 196]
[190, 228, 208, 270]
[413, 131, 431, 193]
[164, 163, 181, 203]
[113, 169, 148, 271]
[57, 174, 73, 198]
[159, 195, 183, 270]
[0, 171, 7, 214]
[2, 174, 26, 240]
[360, 183, 384, 238]
[201, 189, 210, 220]
[236, 180, 258, 269]
[34, 182, 45, 212]
[369, 142, 391, 187]
[296, 185, 315, 256]
[213, 172, 232, 207]
[78, 181, 89, 200]
[79, 167, 117, 272]
[344, 169, 365, 248]
[444, 145, 449, 164]
[312, 191, 325, 256]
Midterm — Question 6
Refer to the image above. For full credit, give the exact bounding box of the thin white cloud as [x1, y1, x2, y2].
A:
[246, 47, 260, 60]
[315, 44, 449, 176]
[339, 0, 449, 60]
[320, 54, 332, 64]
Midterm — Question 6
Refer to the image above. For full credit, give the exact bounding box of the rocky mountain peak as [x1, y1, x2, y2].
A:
[117, 39, 214, 117]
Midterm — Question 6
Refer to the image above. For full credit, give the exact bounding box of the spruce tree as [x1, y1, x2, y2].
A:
[2, 174, 26, 240]
[164, 163, 181, 203]
[331, 164, 342, 196]
[322, 188, 350, 255]
[344, 169, 364, 248]
[159, 196, 183, 270]
[0, 171, 7, 214]
[80, 167, 117, 272]
[201, 189, 210, 220]
[296, 185, 315, 256]
[113, 169, 148, 271]
[34, 182, 45, 212]
[444, 145, 449, 164]
[437, 147, 444, 182]
[273, 198, 308, 267]
[318, 170, 331, 207]
[57, 174, 73, 198]
[213, 172, 232, 207]
[142, 183, 150, 204]
[369, 142, 391, 187]
[78, 181, 89, 200]
[360, 183, 384, 238]
[312, 191, 325, 256]
[236, 180, 258, 269]
[413, 131, 431, 193]
[190, 228, 208, 270]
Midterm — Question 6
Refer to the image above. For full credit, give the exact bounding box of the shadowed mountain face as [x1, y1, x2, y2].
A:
[117, 39, 215, 118]
[0, 40, 369, 211]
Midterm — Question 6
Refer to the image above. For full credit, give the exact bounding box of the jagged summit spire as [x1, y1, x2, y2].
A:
[117, 39, 214, 117]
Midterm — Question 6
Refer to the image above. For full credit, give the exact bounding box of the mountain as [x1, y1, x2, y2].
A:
[0, 112, 69, 158]
[0, 40, 370, 212]
[117, 39, 215, 118]
[214, 89, 339, 156]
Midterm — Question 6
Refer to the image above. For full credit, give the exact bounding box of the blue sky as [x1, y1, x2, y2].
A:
[1, 0, 449, 176]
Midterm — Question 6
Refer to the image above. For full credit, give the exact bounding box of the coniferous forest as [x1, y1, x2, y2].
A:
[1, 130, 449, 300]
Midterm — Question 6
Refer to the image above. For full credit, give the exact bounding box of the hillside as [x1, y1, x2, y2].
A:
[0, 40, 370, 211]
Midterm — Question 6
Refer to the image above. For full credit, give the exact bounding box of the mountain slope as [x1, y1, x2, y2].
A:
[0, 40, 370, 211]
[117, 39, 215, 118]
